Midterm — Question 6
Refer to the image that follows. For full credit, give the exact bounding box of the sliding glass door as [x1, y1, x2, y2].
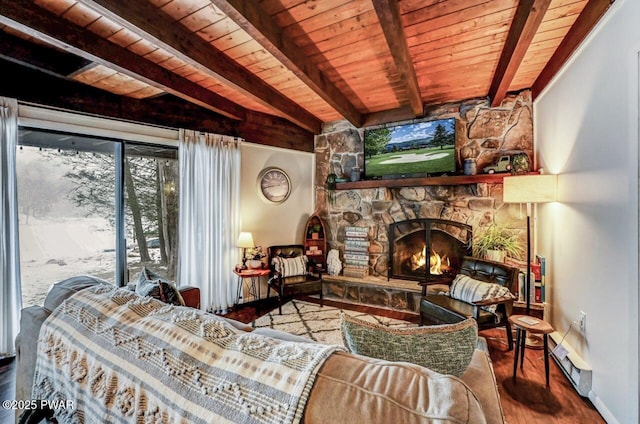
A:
[16, 128, 178, 307]
[124, 144, 179, 283]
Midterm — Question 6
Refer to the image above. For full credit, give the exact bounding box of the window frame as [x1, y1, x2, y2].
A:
[17, 104, 180, 287]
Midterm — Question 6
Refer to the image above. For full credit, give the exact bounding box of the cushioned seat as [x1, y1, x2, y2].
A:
[420, 294, 500, 325]
[420, 256, 519, 350]
[267, 244, 323, 314]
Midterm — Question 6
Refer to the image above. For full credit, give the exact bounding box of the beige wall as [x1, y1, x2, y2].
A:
[239, 142, 316, 257]
[534, 0, 638, 422]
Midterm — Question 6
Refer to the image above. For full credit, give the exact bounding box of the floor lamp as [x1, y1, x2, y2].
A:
[503, 174, 557, 344]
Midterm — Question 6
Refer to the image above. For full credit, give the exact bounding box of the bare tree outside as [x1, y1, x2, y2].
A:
[17, 134, 179, 307]
[17, 145, 116, 306]
[124, 151, 179, 279]
[17, 157, 67, 223]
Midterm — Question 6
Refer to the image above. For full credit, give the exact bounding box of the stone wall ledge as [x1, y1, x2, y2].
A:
[323, 274, 422, 292]
[323, 274, 423, 314]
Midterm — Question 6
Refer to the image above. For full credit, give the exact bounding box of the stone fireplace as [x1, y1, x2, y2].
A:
[314, 91, 532, 311]
[389, 218, 472, 284]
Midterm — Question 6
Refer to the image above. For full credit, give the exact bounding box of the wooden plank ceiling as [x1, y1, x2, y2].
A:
[0, 0, 614, 142]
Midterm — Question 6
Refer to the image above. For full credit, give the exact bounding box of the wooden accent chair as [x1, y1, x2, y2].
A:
[266, 244, 323, 314]
[419, 256, 519, 350]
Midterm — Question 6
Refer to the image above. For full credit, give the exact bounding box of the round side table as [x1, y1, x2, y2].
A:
[508, 314, 554, 387]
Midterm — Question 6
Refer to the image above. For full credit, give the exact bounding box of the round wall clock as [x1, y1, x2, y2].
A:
[257, 167, 291, 203]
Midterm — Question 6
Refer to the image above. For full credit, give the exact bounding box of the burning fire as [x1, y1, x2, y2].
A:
[411, 247, 450, 274]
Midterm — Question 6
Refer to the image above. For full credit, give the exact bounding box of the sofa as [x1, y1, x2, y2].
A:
[15, 275, 506, 424]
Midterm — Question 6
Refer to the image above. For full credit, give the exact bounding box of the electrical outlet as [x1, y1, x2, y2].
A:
[579, 311, 586, 330]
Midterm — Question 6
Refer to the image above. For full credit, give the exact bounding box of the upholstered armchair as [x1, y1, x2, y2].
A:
[420, 256, 519, 350]
[266, 244, 323, 314]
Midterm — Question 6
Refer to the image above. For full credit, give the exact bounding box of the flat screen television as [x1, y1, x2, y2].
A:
[363, 118, 456, 180]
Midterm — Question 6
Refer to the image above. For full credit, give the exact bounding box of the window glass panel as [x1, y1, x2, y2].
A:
[17, 129, 117, 307]
[124, 143, 179, 283]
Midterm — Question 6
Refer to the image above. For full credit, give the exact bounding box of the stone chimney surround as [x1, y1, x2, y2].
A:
[314, 90, 533, 284]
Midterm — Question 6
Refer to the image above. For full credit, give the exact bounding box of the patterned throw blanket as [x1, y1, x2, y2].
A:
[32, 285, 343, 423]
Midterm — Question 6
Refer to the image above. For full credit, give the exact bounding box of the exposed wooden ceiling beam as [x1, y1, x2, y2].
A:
[239, 112, 315, 153]
[0, 57, 238, 135]
[362, 106, 415, 128]
[75, 0, 322, 134]
[0, 2, 247, 121]
[489, 0, 551, 107]
[0, 57, 314, 152]
[210, 0, 363, 128]
[532, 0, 615, 99]
[372, 0, 423, 117]
[0, 31, 91, 78]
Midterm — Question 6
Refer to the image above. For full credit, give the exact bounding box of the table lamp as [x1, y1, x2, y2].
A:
[503, 174, 557, 315]
[237, 232, 255, 269]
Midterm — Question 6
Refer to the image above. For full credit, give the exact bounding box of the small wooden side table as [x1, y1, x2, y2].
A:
[233, 268, 270, 309]
[508, 314, 554, 387]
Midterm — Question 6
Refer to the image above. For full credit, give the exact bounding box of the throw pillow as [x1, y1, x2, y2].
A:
[135, 267, 185, 306]
[272, 255, 307, 277]
[340, 314, 477, 377]
[449, 274, 515, 313]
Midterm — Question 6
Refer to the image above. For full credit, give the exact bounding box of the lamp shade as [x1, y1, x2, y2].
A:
[236, 232, 255, 248]
[503, 174, 557, 204]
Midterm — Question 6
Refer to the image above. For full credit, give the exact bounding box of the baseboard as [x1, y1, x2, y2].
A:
[589, 391, 620, 424]
[548, 331, 592, 396]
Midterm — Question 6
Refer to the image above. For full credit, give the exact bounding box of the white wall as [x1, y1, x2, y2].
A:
[239, 142, 315, 255]
[534, 0, 639, 422]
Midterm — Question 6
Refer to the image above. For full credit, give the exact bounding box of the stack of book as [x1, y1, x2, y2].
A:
[343, 226, 370, 279]
[505, 255, 547, 304]
[517, 272, 537, 304]
[506, 255, 546, 305]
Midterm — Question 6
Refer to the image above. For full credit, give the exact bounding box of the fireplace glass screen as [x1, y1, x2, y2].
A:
[389, 219, 472, 283]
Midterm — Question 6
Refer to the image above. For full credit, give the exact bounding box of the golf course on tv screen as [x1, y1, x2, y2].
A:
[364, 118, 456, 179]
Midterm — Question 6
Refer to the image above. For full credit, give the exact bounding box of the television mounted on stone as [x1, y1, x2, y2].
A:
[363, 118, 456, 180]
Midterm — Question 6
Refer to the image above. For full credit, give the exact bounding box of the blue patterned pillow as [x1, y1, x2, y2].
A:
[340, 314, 477, 377]
[135, 267, 184, 306]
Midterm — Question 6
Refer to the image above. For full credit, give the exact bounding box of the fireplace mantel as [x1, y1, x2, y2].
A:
[335, 172, 540, 189]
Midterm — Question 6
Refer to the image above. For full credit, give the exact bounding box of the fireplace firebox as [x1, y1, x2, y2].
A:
[388, 219, 472, 286]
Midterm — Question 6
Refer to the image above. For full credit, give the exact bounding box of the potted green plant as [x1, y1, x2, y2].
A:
[472, 223, 524, 262]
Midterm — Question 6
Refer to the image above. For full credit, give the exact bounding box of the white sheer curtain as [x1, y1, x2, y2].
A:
[0, 97, 22, 358]
[178, 129, 241, 313]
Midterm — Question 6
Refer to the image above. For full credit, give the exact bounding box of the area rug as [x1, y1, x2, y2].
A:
[252, 299, 416, 345]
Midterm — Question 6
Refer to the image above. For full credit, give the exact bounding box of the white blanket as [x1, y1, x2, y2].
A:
[32, 285, 343, 423]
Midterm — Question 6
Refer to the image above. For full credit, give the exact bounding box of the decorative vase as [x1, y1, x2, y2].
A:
[325, 173, 337, 204]
[248, 260, 263, 269]
[463, 158, 477, 175]
[485, 250, 505, 263]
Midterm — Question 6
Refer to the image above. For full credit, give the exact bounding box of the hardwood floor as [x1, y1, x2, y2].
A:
[0, 297, 605, 423]
[227, 297, 605, 424]
[481, 328, 603, 423]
